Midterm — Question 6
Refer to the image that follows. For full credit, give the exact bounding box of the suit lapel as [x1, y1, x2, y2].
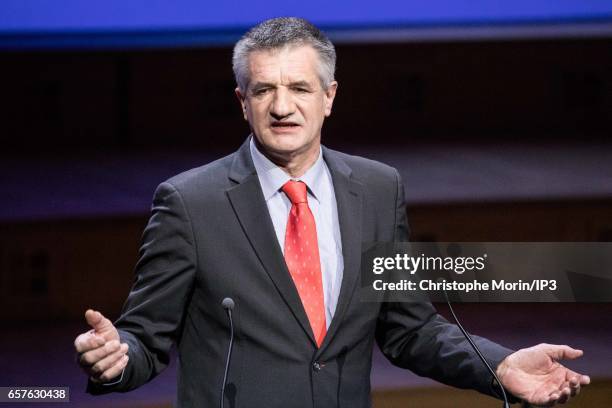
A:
[226, 138, 317, 345]
[317, 147, 363, 354]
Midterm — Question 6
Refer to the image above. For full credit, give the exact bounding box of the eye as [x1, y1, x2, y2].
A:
[293, 87, 310, 93]
[253, 88, 271, 96]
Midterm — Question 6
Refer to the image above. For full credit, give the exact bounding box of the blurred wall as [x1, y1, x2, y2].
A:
[1, 38, 610, 153]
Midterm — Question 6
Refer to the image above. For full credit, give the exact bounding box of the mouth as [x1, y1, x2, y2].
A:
[270, 121, 300, 130]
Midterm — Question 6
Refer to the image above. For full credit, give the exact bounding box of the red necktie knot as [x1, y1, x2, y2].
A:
[282, 180, 308, 204]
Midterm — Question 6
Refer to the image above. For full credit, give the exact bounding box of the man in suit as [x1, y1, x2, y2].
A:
[74, 17, 589, 407]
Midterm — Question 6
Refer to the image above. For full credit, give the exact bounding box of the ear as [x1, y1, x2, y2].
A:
[235, 87, 248, 121]
[323, 81, 338, 117]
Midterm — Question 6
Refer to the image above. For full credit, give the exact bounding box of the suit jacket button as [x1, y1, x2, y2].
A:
[312, 361, 322, 371]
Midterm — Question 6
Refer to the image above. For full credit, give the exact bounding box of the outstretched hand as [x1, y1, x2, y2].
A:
[74, 309, 129, 383]
[496, 343, 590, 406]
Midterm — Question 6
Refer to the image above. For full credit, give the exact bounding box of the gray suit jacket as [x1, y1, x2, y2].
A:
[88, 137, 513, 407]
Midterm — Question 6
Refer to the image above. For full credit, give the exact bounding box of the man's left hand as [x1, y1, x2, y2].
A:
[496, 343, 590, 406]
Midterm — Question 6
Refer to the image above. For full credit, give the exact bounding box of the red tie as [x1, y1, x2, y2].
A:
[282, 180, 326, 347]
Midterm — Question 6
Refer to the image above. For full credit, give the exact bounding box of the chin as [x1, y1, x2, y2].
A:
[265, 136, 307, 151]
[256, 130, 318, 157]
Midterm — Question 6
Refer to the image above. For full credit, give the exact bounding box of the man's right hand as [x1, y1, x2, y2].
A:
[74, 309, 129, 384]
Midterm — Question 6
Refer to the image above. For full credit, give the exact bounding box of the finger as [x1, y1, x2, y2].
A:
[568, 376, 581, 397]
[544, 344, 583, 361]
[565, 370, 590, 387]
[85, 309, 114, 334]
[556, 386, 571, 404]
[79, 340, 122, 367]
[94, 354, 129, 383]
[570, 385, 580, 397]
[568, 374, 579, 385]
[531, 388, 559, 406]
[547, 392, 560, 406]
[564, 371, 579, 386]
[74, 331, 106, 354]
[88, 343, 129, 377]
[537, 395, 557, 407]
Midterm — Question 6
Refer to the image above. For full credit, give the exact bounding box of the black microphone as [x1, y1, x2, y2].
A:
[440, 287, 510, 408]
[220, 297, 235, 408]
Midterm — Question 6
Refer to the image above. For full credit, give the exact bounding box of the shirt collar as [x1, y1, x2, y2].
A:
[249, 136, 325, 202]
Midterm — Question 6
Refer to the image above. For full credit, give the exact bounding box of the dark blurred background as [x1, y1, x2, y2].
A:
[1, 2, 611, 407]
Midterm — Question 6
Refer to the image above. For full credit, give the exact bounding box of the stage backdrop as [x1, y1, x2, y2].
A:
[1, 0, 612, 48]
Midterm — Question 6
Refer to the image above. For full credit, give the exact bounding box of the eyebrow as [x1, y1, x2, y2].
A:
[288, 81, 313, 88]
[250, 80, 314, 91]
[251, 82, 275, 90]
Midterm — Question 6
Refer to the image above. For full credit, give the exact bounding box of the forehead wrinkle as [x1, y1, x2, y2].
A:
[247, 46, 320, 89]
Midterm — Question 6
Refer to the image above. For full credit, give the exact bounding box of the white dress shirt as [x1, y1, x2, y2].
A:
[249, 137, 344, 328]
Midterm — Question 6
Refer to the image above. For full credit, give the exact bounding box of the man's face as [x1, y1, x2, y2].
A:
[236, 45, 337, 163]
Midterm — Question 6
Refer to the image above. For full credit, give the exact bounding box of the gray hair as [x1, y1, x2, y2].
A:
[232, 17, 336, 92]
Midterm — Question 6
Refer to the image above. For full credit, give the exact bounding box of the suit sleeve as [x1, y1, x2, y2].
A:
[375, 170, 515, 399]
[87, 181, 197, 394]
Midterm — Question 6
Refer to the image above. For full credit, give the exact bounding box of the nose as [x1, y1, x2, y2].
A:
[270, 87, 294, 120]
